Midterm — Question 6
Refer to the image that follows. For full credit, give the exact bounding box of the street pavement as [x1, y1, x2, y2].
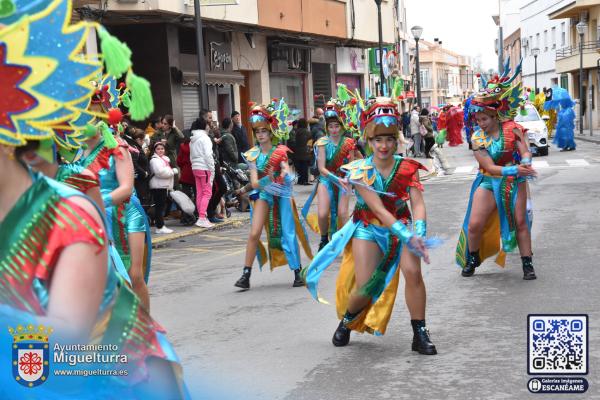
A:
[149, 140, 600, 400]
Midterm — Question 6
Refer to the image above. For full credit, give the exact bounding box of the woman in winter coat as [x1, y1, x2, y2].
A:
[149, 142, 177, 234]
[419, 108, 435, 158]
[190, 117, 216, 228]
[177, 136, 197, 225]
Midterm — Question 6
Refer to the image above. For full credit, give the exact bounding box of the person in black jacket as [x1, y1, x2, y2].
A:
[124, 128, 151, 209]
[231, 111, 250, 162]
[288, 118, 312, 185]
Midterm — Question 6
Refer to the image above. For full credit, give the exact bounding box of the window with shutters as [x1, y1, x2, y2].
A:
[312, 63, 333, 109]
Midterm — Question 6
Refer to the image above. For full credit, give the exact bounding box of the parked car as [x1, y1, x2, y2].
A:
[515, 103, 549, 156]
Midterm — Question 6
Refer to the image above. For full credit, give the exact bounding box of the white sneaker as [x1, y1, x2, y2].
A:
[195, 218, 214, 228]
[155, 226, 174, 234]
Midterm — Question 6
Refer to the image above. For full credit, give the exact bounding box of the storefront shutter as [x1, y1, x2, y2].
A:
[312, 63, 332, 109]
[182, 86, 200, 131]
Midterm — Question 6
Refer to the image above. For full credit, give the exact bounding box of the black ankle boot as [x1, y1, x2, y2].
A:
[292, 268, 305, 287]
[234, 267, 251, 290]
[462, 251, 480, 277]
[318, 235, 329, 251]
[411, 320, 437, 355]
[522, 256, 536, 280]
[332, 320, 351, 347]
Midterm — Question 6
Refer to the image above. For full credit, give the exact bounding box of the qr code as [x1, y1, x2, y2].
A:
[528, 315, 588, 375]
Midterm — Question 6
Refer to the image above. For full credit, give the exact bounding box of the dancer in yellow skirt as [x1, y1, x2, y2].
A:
[234, 100, 313, 290]
[302, 100, 359, 251]
[303, 97, 437, 353]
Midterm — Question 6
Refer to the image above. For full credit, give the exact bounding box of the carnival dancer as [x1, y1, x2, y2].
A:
[303, 97, 438, 353]
[457, 60, 538, 280]
[234, 100, 313, 290]
[0, 1, 188, 398]
[302, 100, 358, 251]
[544, 86, 576, 152]
[76, 76, 153, 311]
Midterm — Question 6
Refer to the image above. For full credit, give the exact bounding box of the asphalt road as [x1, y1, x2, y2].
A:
[149, 141, 600, 400]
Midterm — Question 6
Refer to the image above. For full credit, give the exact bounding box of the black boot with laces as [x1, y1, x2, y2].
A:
[411, 320, 437, 355]
[461, 251, 480, 277]
[234, 267, 251, 290]
[522, 256, 537, 280]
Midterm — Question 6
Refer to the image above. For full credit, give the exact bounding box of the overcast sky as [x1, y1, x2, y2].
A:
[405, 0, 499, 70]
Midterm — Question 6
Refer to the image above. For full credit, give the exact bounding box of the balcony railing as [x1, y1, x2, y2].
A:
[556, 41, 600, 60]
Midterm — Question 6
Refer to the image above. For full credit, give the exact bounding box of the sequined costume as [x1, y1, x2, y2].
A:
[456, 121, 529, 269]
[0, 0, 185, 396]
[457, 58, 533, 270]
[243, 144, 313, 270]
[302, 96, 438, 344]
[304, 155, 426, 335]
[0, 173, 187, 397]
[301, 99, 357, 237]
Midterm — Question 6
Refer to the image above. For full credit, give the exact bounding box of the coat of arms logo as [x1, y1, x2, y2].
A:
[9, 324, 53, 388]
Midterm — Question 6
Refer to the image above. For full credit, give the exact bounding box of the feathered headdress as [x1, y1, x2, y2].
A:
[360, 97, 400, 141]
[336, 83, 364, 139]
[323, 100, 346, 129]
[248, 98, 291, 144]
[0, 0, 153, 148]
[469, 57, 524, 121]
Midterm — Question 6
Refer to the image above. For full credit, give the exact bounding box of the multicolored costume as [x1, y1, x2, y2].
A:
[303, 97, 434, 340]
[0, 1, 186, 396]
[304, 155, 426, 335]
[302, 100, 357, 236]
[457, 59, 534, 276]
[0, 173, 186, 397]
[544, 86, 576, 151]
[533, 90, 556, 137]
[438, 105, 464, 146]
[243, 100, 313, 271]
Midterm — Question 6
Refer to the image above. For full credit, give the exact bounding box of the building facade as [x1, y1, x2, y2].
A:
[410, 39, 476, 109]
[550, 0, 600, 130]
[74, 0, 398, 137]
[520, 0, 572, 93]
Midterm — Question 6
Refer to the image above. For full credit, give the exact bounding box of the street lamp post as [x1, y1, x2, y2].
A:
[531, 47, 540, 94]
[576, 21, 587, 135]
[374, 0, 385, 96]
[194, 0, 209, 109]
[411, 25, 423, 109]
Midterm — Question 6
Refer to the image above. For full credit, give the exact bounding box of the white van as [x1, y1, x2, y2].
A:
[514, 103, 549, 156]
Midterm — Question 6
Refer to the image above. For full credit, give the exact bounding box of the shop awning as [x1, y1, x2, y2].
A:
[182, 71, 245, 86]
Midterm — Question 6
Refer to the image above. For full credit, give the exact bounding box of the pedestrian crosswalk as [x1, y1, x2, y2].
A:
[422, 158, 596, 184]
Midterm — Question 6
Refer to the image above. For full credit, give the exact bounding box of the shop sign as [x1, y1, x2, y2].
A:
[336, 47, 365, 74]
[204, 30, 233, 72]
[208, 41, 232, 71]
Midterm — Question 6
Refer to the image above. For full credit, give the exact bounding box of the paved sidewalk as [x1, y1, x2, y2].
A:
[576, 132, 600, 145]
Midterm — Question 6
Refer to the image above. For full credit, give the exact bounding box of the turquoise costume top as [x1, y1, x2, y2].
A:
[302, 136, 356, 235]
[302, 155, 426, 335]
[77, 137, 152, 281]
[455, 121, 530, 269]
[0, 172, 187, 398]
[243, 145, 313, 270]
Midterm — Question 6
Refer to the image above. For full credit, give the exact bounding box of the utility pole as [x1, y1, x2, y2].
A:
[194, 0, 209, 109]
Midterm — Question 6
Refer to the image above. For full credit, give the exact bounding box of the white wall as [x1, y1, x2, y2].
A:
[349, 0, 395, 43]
[520, 0, 572, 90]
[501, 0, 528, 37]
[105, 1, 259, 24]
